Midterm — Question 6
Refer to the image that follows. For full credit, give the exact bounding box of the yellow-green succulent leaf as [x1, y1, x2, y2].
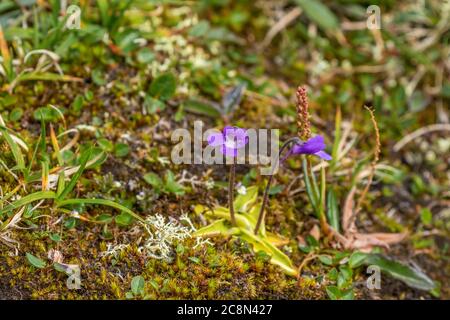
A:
[234, 186, 258, 213]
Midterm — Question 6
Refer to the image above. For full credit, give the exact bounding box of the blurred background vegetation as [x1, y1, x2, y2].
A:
[0, 0, 448, 300]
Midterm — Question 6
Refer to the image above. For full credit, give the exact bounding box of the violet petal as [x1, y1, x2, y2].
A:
[297, 135, 326, 154]
[207, 132, 224, 147]
[314, 151, 332, 161]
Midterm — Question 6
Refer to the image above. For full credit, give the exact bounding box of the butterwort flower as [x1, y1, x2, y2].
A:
[207, 126, 248, 157]
[288, 135, 332, 161]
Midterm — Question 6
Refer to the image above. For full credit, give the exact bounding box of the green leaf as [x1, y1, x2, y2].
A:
[331, 107, 341, 169]
[326, 285, 340, 300]
[137, 48, 155, 64]
[193, 190, 297, 277]
[441, 83, 450, 98]
[337, 266, 353, 289]
[97, 138, 114, 152]
[420, 208, 432, 225]
[188, 257, 201, 264]
[302, 158, 319, 213]
[326, 188, 340, 232]
[56, 171, 66, 197]
[0, 124, 25, 171]
[144, 96, 166, 114]
[115, 212, 133, 226]
[246, 203, 263, 231]
[326, 285, 353, 300]
[64, 217, 78, 230]
[365, 254, 437, 291]
[222, 83, 246, 114]
[328, 268, 338, 281]
[208, 206, 253, 231]
[295, 0, 339, 31]
[49, 233, 61, 242]
[164, 171, 185, 196]
[189, 21, 210, 37]
[71, 95, 84, 114]
[33, 106, 60, 122]
[348, 251, 368, 268]
[149, 73, 176, 101]
[85, 90, 94, 101]
[125, 291, 134, 299]
[268, 185, 283, 195]
[53, 262, 69, 274]
[95, 213, 113, 224]
[9, 107, 23, 121]
[174, 105, 185, 121]
[14, 72, 82, 86]
[149, 280, 159, 291]
[341, 289, 354, 300]
[233, 186, 258, 213]
[318, 255, 333, 266]
[240, 229, 298, 277]
[91, 69, 106, 86]
[0, 191, 56, 214]
[114, 143, 129, 157]
[131, 275, 145, 296]
[143, 172, 163, 190]
[193, 219, 236, 237]
[57, 198, 144, 223]
[184, 99, 221, 118]
[64, 217, 77, 229]
[26, 253, 46, 269]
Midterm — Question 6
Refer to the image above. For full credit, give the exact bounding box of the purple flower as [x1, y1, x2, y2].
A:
[207, 126, 248, 157]
[289, 135, 332, 161]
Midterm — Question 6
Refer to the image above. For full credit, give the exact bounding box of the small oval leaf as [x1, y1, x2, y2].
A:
[26, 253, 46, 269]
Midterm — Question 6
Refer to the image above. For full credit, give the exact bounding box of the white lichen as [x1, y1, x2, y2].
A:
[138, 214, 192, 262]
[99, 213, 211, 262]
[100, 243, 130, 258]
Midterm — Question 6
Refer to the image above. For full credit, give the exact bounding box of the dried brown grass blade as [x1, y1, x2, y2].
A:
[342, 186, 356, 234]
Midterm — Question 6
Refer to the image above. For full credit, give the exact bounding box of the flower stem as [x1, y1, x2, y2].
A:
[229, 156, 237, 226]
[254, 137, 302, 235]
[318, 162, 329, 234]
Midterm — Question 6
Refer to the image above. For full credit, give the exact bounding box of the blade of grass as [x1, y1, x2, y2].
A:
[0, 191, 56, 214]
[97, 0, 110, 29]
[0, 184, 21, 210]
[56, 171, 65, 197]
[14, 72, 83, 84]
[41, 160, 49, 191]
[309, 160, 320, 199]
[318, 163, 326, 218]
[56, 146, 92, 201]
[0, 115, 28, 150]
[0, 157, 19, 181]
[331, 106, 341, 170]
[33, 5, 39, 48]
[302, 157, 319, 214]
[56, 198, 145, 223]
[0, 125, 25, 172]
[326, 187, 340, 232]
[48, 105, 66, 129]
[39, 117, 49, 191]
[0, 25, 13, 81]
[50, 124, 63, 166]
[26, 122, 44, 180]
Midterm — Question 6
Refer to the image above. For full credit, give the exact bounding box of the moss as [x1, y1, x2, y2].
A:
[0, 1, 448, 301]
[1, 226, 326, 300]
